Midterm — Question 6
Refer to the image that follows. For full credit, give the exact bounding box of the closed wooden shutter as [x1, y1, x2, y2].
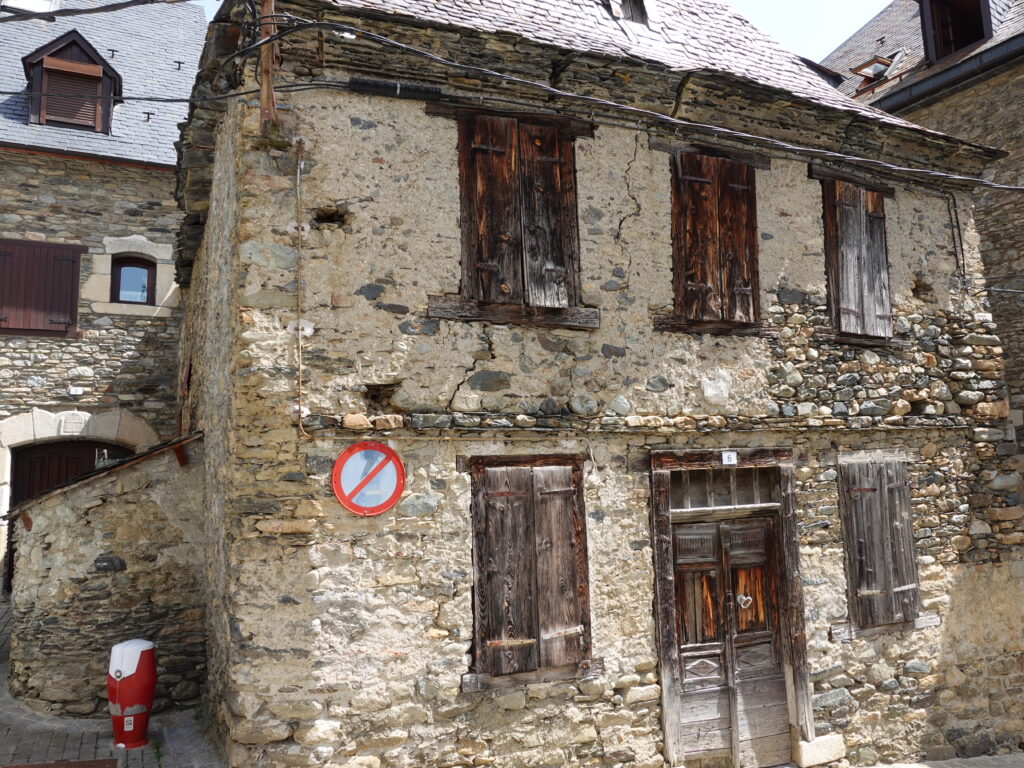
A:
[472, 462, 590, 677]
[825, 181, 892, 338]
[0, 240, 82, 335]
[533, 465, 587, 668]
[839, 461, 919, 628]
[475, 466, 539, 676]
[673, 153, 759, 324]
[42, 69, 101, 129]
[461, 114, 581, 309]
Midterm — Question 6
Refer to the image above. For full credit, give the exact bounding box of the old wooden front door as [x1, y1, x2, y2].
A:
[673, 517, 788, 768]
[652, 452, 810, 768]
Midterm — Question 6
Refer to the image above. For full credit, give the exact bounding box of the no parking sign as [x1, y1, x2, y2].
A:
[331, 441, 406, 516]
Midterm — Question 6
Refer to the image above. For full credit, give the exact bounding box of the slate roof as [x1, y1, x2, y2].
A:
[822, 0, 1024, 106]
[0, 0, 207, 165]
[323, 0, 923, 130]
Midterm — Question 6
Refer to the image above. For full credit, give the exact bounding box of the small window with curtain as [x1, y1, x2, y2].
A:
[816, 170, 893, 340]
[462, 455, 596, 691]
[111, 256, 155, 305]
[654, 147, 764, 334]
[838, 460, 920, 629]
[425, 106, 600, 331]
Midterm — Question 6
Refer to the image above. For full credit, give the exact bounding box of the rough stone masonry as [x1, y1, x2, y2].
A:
[161, 2, 1024, 767]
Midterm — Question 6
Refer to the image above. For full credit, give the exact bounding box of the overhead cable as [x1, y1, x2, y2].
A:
[0, 0, 194, 23]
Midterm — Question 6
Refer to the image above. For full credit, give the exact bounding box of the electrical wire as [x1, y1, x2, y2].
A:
[0, 0, 194, 23]
[228, 16, 1024, 194]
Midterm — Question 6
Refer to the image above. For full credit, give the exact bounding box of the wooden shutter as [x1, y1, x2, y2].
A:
[839, 461, 918, 628]
[533, 465, 588, 668]
[474, 466, 539, 676]
[519, 124, 571, 309]
[472, 461, 590, 678]
[862, 190, 892, 338]
[42, 68, 102, 130]
[674, 153, 721, 321]
[673, 153, 759, 324]
[467, 115, 523, 305]
[825, 181, 891, 338]
[718, 160, 759, 323]
[0, 240, 81, 335]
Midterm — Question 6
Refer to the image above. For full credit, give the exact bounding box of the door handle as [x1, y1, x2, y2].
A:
[736, 594, 753, 610]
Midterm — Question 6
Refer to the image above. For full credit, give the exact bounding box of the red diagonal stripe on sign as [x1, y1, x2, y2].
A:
[343, 453, 394, 503]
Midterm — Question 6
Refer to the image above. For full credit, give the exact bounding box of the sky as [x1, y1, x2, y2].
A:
[194, 0, 893, 64]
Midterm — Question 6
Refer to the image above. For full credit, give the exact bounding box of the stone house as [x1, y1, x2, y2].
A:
[0, 0, 206, 590]
[9, 0, 1024, 767]
[823, 0, 1024, 474]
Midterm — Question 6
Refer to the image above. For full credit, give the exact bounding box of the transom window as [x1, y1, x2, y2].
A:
[111, 256, 155, 305]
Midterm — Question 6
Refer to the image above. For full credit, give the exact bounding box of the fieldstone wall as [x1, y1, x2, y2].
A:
[901, 64, 1024, 442]
[0, 150, 183, 437]
[173, 69, 1024, 768]
[8, 439, 207, 716]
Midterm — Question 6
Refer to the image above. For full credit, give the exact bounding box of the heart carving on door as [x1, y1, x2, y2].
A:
[737, 594, 753, 610]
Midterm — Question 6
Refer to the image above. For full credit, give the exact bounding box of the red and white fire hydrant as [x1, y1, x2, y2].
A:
[107, 639, 157, 749]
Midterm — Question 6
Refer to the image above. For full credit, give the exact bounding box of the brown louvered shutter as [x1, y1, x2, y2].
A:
[474, 466, 539, 676]
[839, 461, 918, 628]
[718, 159, 760, 323]
[42, 68, 101, 129]
[533, 465, 588, 668]
[520, 123, 571, 309]
[467, 115, 523, 305]
[0, 240, 81, 335]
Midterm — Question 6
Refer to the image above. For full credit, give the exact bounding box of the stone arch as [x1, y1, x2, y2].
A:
[0, 407, 158, 517]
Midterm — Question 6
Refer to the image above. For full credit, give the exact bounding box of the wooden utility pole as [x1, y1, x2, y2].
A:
[258, 0, 278, 136]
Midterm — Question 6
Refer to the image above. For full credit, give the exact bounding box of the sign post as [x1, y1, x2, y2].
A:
[331, 441, 406, 516]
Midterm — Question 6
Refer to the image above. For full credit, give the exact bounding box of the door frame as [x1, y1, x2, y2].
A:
[650, 449, 813, 766]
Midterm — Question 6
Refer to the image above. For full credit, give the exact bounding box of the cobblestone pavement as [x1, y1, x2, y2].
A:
[0, 597, 225, 768]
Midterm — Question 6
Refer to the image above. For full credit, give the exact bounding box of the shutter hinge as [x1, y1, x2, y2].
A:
[732, 286, 753, 294]
[856, 589, 885, 596]
[542, 625, 584, 640]
[472, 143, 507, 153]
[486, 637, 536, 648]
[680, 175, 712, 184]
[850, 487, 877, 493]
[886, 482, 909, 489]
[840, 306, 862, 315]
[892, 583, 917, 593]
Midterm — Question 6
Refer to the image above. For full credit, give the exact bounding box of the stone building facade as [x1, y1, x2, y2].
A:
[823, 0, 1024, 470]
[162, 1, 1024, 766]
[0, 0, 205, 587]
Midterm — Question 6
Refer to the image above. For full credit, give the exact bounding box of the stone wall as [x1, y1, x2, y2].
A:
[8, 439, 207, 716]
[0, 150, 182, 436]
[901, 63, 1024, 439]
[173, 70, 1024, 768]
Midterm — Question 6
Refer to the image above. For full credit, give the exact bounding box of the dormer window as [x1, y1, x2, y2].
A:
[921, 0, 992, 62]
[609, 0, 647, 25]
[22, 30, 122, 134]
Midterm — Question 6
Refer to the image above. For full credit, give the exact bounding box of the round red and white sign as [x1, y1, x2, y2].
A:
[331, 441, 406, 516]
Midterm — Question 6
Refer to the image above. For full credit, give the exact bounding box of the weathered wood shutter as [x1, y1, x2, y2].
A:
[0, 240, 81, 334]
[825, 181, 891, 338]
[472, 462, 590, 678]
[462, 115, 580, 309]
[673, 153, 759, 323]
[839, 461, 919, 628]
[469, 116, 523, 305]
[533, 465, 586, 668]
[475, 466, 538, 676]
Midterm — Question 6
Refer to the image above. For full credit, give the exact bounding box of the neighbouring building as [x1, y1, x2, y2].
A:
[8, 0, 1024, 767]
[823, 0, 1024, 472]
[0, 0, 205, 712]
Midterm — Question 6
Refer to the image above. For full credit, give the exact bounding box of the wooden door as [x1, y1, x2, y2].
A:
[673, 517, 790, 768]
[652, 460, 797, 768]
[3, 440, 130, 592]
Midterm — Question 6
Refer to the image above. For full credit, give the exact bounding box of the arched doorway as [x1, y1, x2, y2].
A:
[3, 440, 132, 592]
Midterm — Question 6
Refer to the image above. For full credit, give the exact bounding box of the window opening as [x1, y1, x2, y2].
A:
[923, 0, 990, 61]
[111, 256, 155, 305]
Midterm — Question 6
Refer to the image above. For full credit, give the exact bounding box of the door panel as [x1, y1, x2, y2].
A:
[672, 514, 790, 768]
